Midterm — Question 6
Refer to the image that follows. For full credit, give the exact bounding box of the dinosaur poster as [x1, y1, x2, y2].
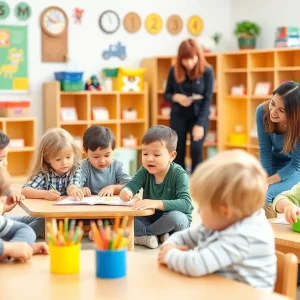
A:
[0, 25, 28, 91]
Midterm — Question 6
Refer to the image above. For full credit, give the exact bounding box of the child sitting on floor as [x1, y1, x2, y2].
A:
[158, 150, 276, 291]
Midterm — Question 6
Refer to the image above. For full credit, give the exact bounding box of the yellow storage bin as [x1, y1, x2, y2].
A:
[113, 68, 146, 92]
[228, 133, 247, 145]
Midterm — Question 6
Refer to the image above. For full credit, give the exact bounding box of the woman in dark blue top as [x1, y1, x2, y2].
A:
[256, 81, 300, 217]
[164, 39, 214, 172]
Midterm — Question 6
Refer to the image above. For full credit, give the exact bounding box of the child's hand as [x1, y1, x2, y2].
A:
[70, 187, 84, 200]
[98, 185, 115, 197]
[284, 205, 300, 224]
[82, 187, 91, 197]
[3, 241, 33, 262]
[3, 190, 25, 213]
[132, 199, 163, 210]
[44, 189, 61, 201]
[119, 188, 133, 202]
[31, 242, 49, 255]
[158, 244, 188, 265]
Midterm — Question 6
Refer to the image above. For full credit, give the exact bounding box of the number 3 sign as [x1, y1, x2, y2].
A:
[145, 13, 163, 34]
[167, 15, 183, 35]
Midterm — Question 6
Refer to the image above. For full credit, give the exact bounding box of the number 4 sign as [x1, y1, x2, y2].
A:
[188, 15, 203, 36]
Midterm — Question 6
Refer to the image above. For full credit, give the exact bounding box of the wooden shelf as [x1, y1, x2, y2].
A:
[9, 146, 35, 152]
[276, 66, 300, 71]
[226, 95, 248, 100]
[157, 115, 170, 120]
[224, 68, 248, 73]
[248, 145, 259, 149]
[44, 82, 149, 150]
[250, 67, 274, 72]
[209, 116, 218, 121]
[204, 142, 218, 147]
[225, 143, 248, 149]
[250, 95, 272, 99]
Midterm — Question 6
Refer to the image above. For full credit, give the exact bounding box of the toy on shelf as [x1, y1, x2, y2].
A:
[102, 68, 118, 92]
[113, 68, 146, 92]
[122, 135, 137, 147]
[102, 42, 126, 60]
[122, 108, 137, 120]
[231, 84, 247, 96]
[206, 146, 218, 158]
[85, 75, 102, 91]
[205, 131, 217, 143]
[209, 105, 217, 117]
[228, 125, 247, 145]
[54, 71, 84, 91]
[0, 101, 30, 117]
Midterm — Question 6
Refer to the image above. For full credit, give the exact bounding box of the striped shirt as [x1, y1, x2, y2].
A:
[22, 168, 81, 195]
[163, 209, 276, 291]
[0, 216, 36, 255]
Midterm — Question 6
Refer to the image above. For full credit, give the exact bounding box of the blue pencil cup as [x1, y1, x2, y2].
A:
[96, 249, 127, 279]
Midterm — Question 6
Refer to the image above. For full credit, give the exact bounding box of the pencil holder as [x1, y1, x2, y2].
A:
[49, 244, 81, 274]
[96, 249, 127, 279]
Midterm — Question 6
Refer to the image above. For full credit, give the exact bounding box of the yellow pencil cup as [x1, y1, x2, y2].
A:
[49, 244, 81, 274]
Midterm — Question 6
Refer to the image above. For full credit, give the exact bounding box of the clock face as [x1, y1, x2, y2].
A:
[99, 10, 120, 34]
[42, 7, 67, 36]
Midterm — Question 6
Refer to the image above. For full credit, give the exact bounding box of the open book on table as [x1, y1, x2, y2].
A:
[55, 196, 132, 206]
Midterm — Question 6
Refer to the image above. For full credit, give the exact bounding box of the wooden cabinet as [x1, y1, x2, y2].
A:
[221, 48, 300, 157]
[43, 82, 148, 150]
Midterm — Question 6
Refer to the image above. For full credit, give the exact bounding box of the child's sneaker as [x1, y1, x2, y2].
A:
[158, 233, 169, 243]
[88, 230, 94, 241]
[134, 235, 158, 249]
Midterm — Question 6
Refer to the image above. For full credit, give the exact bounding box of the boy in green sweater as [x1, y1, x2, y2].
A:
[120, 125, 193, 249]
[272, 183, 300, 224]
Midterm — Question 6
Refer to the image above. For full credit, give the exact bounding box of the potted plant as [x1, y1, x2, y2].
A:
[234, 21, 260, 50]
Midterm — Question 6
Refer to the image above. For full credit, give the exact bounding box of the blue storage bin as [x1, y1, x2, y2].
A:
[54, 72, 84, 82]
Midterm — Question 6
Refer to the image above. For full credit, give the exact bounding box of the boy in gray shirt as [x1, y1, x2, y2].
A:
[81, 126, 131, 196]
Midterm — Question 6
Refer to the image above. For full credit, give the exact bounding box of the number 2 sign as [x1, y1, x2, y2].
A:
[145, 13, 163, 34]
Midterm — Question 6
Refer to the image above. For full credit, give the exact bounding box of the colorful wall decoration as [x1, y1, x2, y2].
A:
[0, 25, 28, 91]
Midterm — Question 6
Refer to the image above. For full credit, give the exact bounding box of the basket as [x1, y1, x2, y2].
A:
[54, 72, 84, 82]
[103, 68, 118, 77]
[60, 81, 83, 91]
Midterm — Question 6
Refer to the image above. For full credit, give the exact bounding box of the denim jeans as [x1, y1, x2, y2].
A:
[9, 216, 45, 239]
[134, 211, 189, 236]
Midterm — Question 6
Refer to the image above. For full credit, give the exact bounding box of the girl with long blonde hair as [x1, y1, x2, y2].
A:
[22, 128, 84, 200]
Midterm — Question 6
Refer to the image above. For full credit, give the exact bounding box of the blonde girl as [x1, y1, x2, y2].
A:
[22, 128, 84, 200]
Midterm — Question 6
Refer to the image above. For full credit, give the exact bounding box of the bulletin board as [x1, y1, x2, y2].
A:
[0, 25, 28, 92]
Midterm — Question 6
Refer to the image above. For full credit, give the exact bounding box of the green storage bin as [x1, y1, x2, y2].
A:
[60, 81, 83, 91]
[103, 68, 118, 78]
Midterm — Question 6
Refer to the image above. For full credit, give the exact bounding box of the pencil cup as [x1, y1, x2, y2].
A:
[50, 244, 81, 274]
[96, 249, 127, 279]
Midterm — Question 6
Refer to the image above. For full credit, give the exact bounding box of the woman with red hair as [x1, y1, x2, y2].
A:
[164, 39, 214, 172]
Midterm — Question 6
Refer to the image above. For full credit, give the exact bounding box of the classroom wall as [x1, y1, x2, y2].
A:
[230, 0, 300, 50]
[0, 0, 232, 138]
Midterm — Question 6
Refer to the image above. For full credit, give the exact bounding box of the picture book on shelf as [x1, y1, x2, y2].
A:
[55, 196, 132, 206]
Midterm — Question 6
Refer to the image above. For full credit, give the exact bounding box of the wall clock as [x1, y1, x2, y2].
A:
[123, 12, 141, 33]
[145, 13, 163, 34]
[99, 10, 120, 34]
[40, 6, 68, 62]
[167, 15, 183, 35]
[187, 15, 203, 36]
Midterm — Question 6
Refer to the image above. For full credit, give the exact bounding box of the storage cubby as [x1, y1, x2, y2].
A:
[250, 71, 274, 95]
[206, 55, 217, 72]
[248, 99, 265, 147]
[90, 94, 117, 120]
[61, 94, 88, 121]
[120, 94, 146, 120]
[277, 70, 300, 85]
[44, 81, 148, 153]
[6, 120, 35, 148]
[157, 58, 172, 91]
[223, 98, 248, 146]
[250, 52, 274, 69]
[225, 72, 247, 95]
[7, 151, 34, 177]
[276, 49, 300, 67]
[120, 123, 146, 149]
[223, 53, 247, 70]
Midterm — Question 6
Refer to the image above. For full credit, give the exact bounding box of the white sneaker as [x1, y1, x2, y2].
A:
[159, 233, 169, 243]
[134, 235, 158, 249]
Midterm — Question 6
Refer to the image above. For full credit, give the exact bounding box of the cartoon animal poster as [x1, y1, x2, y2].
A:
[0, 25, 28, 91]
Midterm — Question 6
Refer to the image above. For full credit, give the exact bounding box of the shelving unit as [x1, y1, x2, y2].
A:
[142, 54, 221, 164]
[0, 117, 36, 179]
[43, 82, 148, 150]
[221, 47, 300, 158]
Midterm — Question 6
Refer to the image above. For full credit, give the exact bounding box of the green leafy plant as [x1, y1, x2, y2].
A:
[212, 32, 222, 44]
[234, 21, 260, 37]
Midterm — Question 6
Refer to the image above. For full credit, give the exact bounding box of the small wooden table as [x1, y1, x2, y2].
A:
[19, 199, 154, 251]
[271, 221, 300, 261]
[0, 250, 291, 300]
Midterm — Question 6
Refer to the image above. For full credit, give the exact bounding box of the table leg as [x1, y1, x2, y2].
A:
[128, 216, 134, 251]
